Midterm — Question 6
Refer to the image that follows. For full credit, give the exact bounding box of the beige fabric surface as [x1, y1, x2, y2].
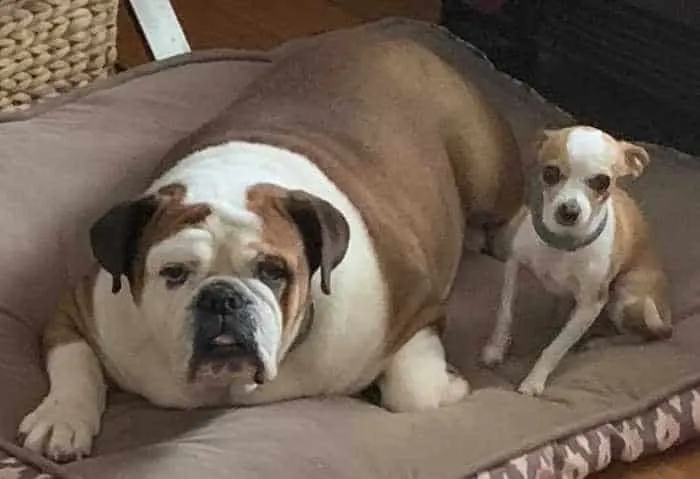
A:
[0, 18, 698, 479]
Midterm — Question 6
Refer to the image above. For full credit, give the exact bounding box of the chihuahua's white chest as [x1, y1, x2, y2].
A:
[512, 208, 615, 297]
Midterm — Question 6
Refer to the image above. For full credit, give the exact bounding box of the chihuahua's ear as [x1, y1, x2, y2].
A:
[617, 141, 650, 178]
[533, 129, 555, 153]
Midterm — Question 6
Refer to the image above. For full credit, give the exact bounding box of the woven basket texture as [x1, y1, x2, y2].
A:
[0, 0, 118, 112]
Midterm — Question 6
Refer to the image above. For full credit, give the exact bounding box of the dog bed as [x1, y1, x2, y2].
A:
[0, 18, 699, 479]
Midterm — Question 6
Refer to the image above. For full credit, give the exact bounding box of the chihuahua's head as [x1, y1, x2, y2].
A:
[531, 126, 650, 238]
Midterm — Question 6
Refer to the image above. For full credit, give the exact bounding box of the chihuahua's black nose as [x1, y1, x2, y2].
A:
[196, 282, 249, 314]
[555, 200, 581, 226]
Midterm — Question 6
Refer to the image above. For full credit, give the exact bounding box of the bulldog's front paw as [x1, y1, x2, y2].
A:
[381, 369, 470, 412]
[18, 396, 100, 462]
[380, 328, 470, 412]
[441, 372, 470, 406]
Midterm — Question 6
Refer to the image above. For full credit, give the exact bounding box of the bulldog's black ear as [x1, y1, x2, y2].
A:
[284, 190, 350, 295]
[89, 196, 158, 294]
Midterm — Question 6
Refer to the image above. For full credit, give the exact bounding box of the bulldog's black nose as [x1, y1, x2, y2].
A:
[195, 281, 250, 314]
[190, 281, 260, 381]
[555, 200, 581, 226]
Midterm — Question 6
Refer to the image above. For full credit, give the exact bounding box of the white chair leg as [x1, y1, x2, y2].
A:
[127, 0, 191, 60]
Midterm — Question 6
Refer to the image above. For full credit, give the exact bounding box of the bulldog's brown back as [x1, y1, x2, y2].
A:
[164, 31, 523, 353]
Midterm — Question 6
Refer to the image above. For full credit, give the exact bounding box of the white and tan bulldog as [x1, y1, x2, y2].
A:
[18, 32, 523, 461]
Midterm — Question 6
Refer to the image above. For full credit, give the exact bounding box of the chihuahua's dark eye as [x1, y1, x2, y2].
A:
[159, 264, 191, 288]
[542, 165, 562, 186]
[256, 257, 288, 288]
[587, 174, 611, 194]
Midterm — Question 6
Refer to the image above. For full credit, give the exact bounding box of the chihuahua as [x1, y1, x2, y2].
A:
[481, 126, 672, 395]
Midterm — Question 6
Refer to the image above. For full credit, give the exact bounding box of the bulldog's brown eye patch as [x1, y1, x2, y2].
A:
[542, 165, 563, 186]
[159, 263, 191, 288]
[255, 256, 289, 289]
[587, 174, 611, 194]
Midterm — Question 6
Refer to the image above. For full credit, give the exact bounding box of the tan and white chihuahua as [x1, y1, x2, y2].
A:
[482, 125, 672, 396]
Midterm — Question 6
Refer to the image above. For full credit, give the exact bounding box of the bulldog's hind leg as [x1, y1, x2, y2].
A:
[18, 321, 106, 462]
[447, 98, 525, 262]
[379, 327, 468, 412]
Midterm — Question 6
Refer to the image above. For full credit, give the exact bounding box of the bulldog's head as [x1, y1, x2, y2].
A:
[90, 183, 349, 389]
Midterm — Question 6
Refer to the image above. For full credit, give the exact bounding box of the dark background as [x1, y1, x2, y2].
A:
[441, 0, 700, 155]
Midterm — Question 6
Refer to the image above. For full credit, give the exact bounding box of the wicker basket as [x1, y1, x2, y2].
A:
[0, 0, 118, 112]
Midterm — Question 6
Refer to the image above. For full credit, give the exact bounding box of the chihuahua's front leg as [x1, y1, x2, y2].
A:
[519, 289, 607, 396]
[482, 258, 519, 367]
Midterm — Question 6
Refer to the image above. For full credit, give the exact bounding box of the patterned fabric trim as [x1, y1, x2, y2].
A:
[0, 435, 80, 479]
[0, 455, 52, 479]
[470, 386, 700, 478]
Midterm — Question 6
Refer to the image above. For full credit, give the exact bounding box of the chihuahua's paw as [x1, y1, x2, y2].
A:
[18, 396, 100, 462]
[517, 373, 547, 396]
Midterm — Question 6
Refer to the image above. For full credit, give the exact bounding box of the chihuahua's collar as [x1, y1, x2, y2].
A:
[527, 176, 609, 252]
[531, 207, 608, 252]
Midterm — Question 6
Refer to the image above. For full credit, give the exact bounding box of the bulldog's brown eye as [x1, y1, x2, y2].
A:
[256, 257, 288, 288]
[542, 165, 562, 186]
[159, 264, 191, 288]
[587, 174, 611, 194]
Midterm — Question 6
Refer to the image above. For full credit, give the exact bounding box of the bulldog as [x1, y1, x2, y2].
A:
[18, 31, 523, 461]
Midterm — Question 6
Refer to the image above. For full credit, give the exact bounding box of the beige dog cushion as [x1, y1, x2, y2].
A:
[0, 18, 699, 479]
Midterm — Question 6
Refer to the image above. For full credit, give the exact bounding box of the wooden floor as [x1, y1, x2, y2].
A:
[597, 441, 700, 479]
[116, 0, 441, 68]
[116, 1, 699, 477]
